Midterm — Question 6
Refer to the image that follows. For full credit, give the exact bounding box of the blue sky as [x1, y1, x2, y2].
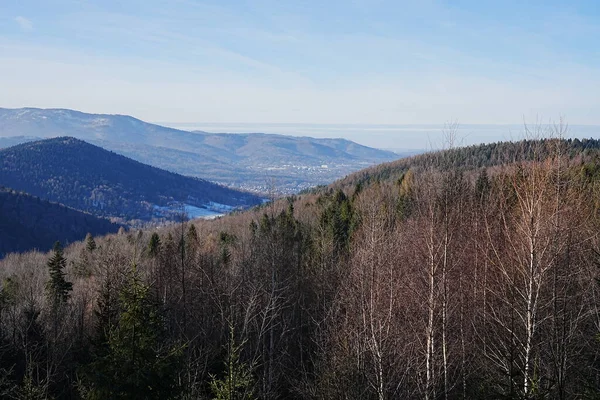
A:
[1, 0, 599, 145]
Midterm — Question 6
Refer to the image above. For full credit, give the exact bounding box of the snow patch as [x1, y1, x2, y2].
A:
[152, 203, 226, 220]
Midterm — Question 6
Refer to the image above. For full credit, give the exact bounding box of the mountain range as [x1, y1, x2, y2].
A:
[0, 108, 400, 193]
[0, 137, 262, 224]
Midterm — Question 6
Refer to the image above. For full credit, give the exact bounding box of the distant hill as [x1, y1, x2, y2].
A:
[0, 108, 400, 193]
[0, 137, 262, 223]
[331, 137, 600, 190]
[0, 186, 120, 257]
[186, 131, 398, 164]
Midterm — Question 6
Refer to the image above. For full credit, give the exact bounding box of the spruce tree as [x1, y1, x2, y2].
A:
[185, 224, 199, 253]
[83, 265, 183, 399]
[210, 324, 255, 400]
[45, 242, 72, 305]
[148, 232, 161, 258]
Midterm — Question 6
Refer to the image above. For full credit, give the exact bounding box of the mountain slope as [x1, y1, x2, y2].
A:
[1, 139, 600, 398]
[330, 137, 600, 191]
[0, 186, 120, 257]
[0, 108, 400, 192]
[0, 137, 262, 222]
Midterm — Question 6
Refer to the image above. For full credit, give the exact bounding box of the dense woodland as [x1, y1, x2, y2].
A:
[335, 137, 600, 189]
[0, 137, 261, 223]
[2, 135, 600, 399]
[0, 187, 120, 257]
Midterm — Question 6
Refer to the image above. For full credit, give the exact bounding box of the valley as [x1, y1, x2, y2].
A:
[0, 137, 262, 225]
[0, 108, 401, 193]
[2, 2, 597, 397]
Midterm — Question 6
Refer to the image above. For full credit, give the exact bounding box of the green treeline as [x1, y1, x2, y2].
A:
[1, 139, 600, 398]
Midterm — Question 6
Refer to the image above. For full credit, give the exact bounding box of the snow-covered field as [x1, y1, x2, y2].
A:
[183, 204, 224, 219]
[153, 203, 228, 220]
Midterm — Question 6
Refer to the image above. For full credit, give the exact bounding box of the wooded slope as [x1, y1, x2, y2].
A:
[1, 138, 599, 398]
[0, 187, 120, 257]
[0, 137, 262, 222]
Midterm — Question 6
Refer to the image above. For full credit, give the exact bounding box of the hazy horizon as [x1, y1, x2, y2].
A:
[160, 121, 600, 150]
[3, 104, 598, 150]
[2, 0, 598, 134]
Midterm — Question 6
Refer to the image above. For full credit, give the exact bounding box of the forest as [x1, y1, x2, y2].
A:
[0, 137, 261, 223]
[1, 133, 600, 399]
[0, 187, 120, 257]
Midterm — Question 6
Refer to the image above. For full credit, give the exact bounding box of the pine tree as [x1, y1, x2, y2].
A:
[45, 242, 72, 305]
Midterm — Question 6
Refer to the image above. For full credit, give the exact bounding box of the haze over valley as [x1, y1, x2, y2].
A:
[0, 108, 402, 194]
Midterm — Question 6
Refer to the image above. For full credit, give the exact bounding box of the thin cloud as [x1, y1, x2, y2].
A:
[2, 1, 599, 132]
[14, 16, 33, 32]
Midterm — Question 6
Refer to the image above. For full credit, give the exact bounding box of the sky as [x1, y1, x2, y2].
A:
[0, 0, 599, 148]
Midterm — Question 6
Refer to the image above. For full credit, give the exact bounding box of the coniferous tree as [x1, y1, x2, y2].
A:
[318, 189, 355, 259]
[210, 324, 255, 400]
[45, 242, 72, 305]
[85, 233, 97, 252]
[148, 232, 161, 258]
[186, 224, 199, 254]
[19, 300, 48, 399]
[396, 169, 415, 220]
[83, 265, 183, 399]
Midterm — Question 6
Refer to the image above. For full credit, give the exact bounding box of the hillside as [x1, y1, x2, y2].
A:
[0, 186, 119, 257]
[331, 137, 600, 190]
[0, 137, 262, 223]
[0, 108, 400, 193]
[2, 137, 600, 398]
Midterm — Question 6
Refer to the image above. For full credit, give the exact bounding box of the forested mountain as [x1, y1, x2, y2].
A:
[0, 108, 400, 193]
[1, 137, 600, 398]
[0, 187, 119, 257]
[334, 136, 600, 189]
[0, 137, 261, 223]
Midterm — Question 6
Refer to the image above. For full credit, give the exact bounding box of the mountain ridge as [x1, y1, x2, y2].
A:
[321, 137, 600, 193]
[0, 107, 400, 193]
[0, 137, 262, 223]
